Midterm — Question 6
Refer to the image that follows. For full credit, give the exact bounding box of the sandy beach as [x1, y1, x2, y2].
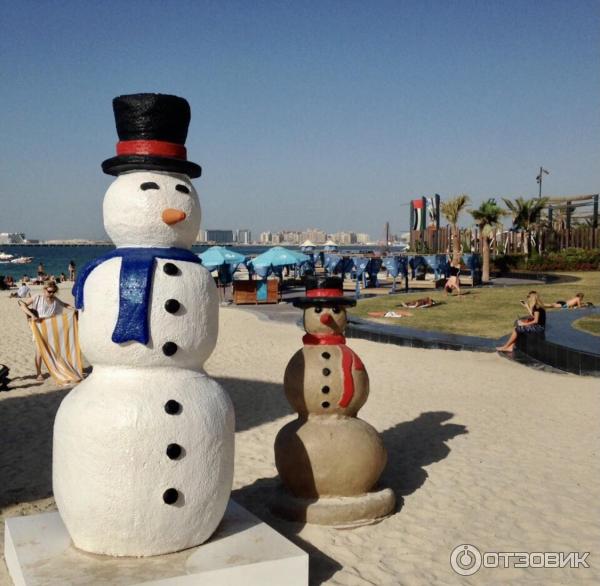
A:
[1, 289, 599, 585]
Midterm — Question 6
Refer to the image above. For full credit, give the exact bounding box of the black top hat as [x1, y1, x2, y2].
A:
[101, 93, 202, 178]
[293, 275, 356, 308]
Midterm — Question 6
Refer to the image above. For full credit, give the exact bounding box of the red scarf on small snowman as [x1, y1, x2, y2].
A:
[302, 333, 365, 407]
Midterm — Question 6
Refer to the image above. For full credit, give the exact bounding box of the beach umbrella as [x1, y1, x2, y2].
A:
[382, 256, 409, 293]
[323, 253, 343, 274]
[251, 246, 310, 268]
[352, 257, 370, 298]
[324, 239, 338, 252]
[300, 239, 316, 252]
[199, 246, 246, 271]
[249, 246, 311, 279]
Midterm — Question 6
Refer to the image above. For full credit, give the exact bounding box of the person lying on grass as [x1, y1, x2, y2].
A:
[544, 293, 589, 309]
[497, 292, 546, 353]
[400, 297, 437, 309]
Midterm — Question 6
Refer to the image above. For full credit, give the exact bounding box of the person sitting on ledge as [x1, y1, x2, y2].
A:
[497, 291, 546, 353]
[544, 293, 586, 309]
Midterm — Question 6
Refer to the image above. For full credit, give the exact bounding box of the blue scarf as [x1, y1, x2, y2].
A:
[73, 247, 202, 345]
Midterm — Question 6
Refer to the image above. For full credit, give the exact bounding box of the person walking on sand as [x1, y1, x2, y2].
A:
[497, 291, 546, 353]
[18, 283, 73, 380]
[68, 260, 76, 281]
[37, 261, 45, 279]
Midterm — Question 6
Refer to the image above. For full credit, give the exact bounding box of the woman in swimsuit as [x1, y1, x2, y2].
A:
[497, 292, 546, 353]
[545, 293, 584, 309]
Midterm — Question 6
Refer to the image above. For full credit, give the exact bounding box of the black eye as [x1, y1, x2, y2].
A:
[332, 307, 341, 314]
[140, 182, 159, 191]
[314, 307, 322, 314]
[176, 184, 190, 194]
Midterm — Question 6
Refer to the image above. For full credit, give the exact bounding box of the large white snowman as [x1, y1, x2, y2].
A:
[53, 94, 234, 557]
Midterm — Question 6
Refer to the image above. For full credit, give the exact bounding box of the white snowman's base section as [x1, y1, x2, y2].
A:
[4, 501, 308, 586]
[53, 366, 234, 556]
[271, 485, 396, 527]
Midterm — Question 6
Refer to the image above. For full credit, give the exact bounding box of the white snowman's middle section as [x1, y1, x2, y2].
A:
[53, 171, 234, 557]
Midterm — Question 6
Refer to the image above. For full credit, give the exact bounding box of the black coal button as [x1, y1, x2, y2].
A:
[166, 443, 182, 459]
[164, 400, 181, 415]
[321, 386, 330, 394]
[322, 368, 331, 376]
[162, 342, 178, 356]
[163, 262, 179, 276]
[321, 352, 331, 359]
[321, 401, 330, 408]
[163, 488, 179, 505]
[164, 299, 181, 314]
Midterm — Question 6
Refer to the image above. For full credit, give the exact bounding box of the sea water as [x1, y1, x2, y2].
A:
[0, 244, 399, 282]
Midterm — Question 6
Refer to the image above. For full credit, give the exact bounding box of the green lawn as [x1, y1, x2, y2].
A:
[573, 315, 600, 337]
[349, 272, 600, 339]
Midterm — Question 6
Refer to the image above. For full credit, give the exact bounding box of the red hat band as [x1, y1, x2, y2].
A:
[306, 288, 343, 298]
[116, 140, 187, 160]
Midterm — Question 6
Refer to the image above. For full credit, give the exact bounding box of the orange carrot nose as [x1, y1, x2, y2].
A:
[162, 208, 187, 225]
[320, 313, 333, 325]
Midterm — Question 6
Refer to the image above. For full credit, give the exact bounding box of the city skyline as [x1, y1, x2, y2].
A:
[1, 1, 598, 241]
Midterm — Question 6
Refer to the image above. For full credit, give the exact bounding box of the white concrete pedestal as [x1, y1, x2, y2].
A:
[4, 500, 308, 585]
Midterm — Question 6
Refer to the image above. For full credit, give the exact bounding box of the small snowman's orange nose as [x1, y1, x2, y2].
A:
[162, 208, 187, 225]
[320, 313, 333, 325]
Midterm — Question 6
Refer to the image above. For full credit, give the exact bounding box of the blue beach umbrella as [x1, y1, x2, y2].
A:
[199, 246, 246, 271]
[249, 247, 310, 278]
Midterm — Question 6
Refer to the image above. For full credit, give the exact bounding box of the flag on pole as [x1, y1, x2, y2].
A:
[31, 312, 83, 385]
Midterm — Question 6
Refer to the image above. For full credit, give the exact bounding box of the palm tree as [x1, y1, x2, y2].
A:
[502, 197, 549, 255]
[469, 199, 507, 283]
[440, 194, 471, 266]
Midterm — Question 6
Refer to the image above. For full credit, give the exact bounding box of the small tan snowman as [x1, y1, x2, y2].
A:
[273, 276, 395, 526]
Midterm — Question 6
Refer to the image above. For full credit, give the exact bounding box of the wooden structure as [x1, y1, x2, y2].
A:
[410, 193, 599, 254]
[233, 279, 280, 305]
[411, 225, 599, 255]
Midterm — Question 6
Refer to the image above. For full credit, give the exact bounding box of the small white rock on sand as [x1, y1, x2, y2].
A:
[0, 290, 598, 585]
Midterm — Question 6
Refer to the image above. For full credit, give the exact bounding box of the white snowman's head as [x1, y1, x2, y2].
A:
[103, 170, 201, 248]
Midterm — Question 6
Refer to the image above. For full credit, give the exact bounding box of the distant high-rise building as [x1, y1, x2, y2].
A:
[237, 229, 251, 245]
[0, 232, 27, 244]
[205, 229, 235, 243]
[333, 231, 357, 245]
[259, 231, 272, 244]
[356, 233, 370, 244]
[280, 230, 302, 244]
[302, 228, 327, 243]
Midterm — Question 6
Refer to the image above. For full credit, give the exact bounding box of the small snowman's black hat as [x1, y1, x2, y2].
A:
[101, 93, 202, 178]
[293, 275, 356, 308]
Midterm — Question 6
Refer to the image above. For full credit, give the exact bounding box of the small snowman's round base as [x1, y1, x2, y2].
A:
[271, 486, 395, 527]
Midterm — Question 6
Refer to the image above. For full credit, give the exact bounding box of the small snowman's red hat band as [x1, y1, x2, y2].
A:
[293, 275, 356, 307]
[116, 140, 188, 160]
[306, 288, 342, 298]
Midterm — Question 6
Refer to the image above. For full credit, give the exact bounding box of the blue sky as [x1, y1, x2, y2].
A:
[1, 0, 598, 241]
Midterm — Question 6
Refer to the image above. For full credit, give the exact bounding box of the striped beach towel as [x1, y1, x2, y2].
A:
[30, 312, 83, 385]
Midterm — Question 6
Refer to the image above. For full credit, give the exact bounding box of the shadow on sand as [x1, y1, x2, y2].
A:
[0, 376, 292, 509]
[233, 410, 467, 585]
